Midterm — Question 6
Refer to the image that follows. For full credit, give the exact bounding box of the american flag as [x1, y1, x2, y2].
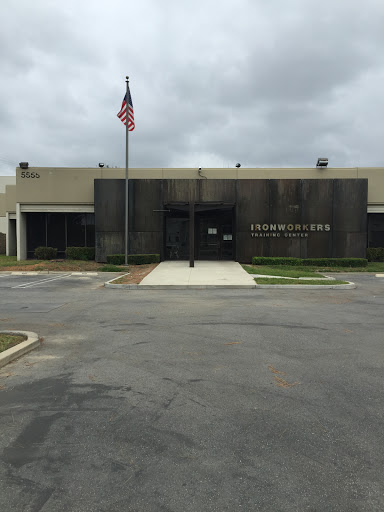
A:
[117, 86, 135, 130]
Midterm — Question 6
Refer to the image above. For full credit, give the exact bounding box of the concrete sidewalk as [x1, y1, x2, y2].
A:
[139, 260, 256, 289]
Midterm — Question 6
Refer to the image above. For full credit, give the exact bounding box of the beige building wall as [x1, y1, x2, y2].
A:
[0, 176, 16, 193]
[0, 176, 16, 235]
[3, 165, 383, 259]
[5, 185, 16, 213]
[6, 165, 384, 209]
[0, 193, 6, 217]
[0, 193, 6, 236]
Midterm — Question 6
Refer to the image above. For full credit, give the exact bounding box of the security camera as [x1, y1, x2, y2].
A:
[98, 163, 105, 168]
[198, 167, 201, 171]
[235, 163, 241, 168]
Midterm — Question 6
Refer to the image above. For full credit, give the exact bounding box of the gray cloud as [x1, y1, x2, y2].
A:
[1, 0, 384, 175]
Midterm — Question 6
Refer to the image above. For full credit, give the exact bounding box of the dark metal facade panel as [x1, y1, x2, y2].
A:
[332, 232, 367, 258]
[236, 180, 270, 231]
[270, 180, 302, 224]
[301, 180, 334, 258]
[236, 231, 269, 263]
[94, 179, 125, 232]
[163, 179, 199, 204]
[235, 178, 367, 261]
[333, 179, 368, 232]
[270, 236, 302, 258]
[301, 179, 334, 221]
[95, 232, 124, 262]
[95, 179, 125, 261]
[94, 178, 368, 262]
[199, 179, 236, 203]
[129, 231, 163, 255]
[129, 180, 163, 232]
[236, 180, 269, 259]
[305, 232, 332, 258]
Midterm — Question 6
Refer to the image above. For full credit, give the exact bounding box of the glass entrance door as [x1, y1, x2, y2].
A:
[197, 210, 233, 260]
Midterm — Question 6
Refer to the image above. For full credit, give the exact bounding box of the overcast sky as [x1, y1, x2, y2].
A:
[1, 0, 384, 175]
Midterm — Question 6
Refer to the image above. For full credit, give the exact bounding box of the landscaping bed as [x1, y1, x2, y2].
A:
[0, 333, 27, 353]
[244, 262, 384, 274]
[0, 256, 102, 272]
[109, 264, 159, 284]
[0, 256, 158, 281]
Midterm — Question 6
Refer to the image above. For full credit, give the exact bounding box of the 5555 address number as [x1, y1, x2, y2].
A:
[20, 172, 40, 178]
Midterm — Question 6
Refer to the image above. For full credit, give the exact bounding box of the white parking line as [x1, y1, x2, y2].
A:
[12, 274, 72, 289]
[71, 272, 98, 276]
[11, 272, 39, 275]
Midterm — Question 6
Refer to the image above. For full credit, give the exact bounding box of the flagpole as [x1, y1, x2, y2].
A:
[125, 76, 129, 265]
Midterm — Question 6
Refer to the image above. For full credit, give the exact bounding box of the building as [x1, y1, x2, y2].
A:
[0, 166, 383, 262]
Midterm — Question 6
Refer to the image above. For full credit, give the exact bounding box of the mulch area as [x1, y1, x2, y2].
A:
[110, 264, 159, 284]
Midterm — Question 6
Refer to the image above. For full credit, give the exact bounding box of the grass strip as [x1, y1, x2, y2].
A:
[0, 334, 27, 353]
[243, 265, 325, 278]
[254, 277, 349, 285]
[244, 262, 384, 273]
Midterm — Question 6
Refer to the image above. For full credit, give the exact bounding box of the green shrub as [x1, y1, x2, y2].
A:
[106, 254, 125, 265]
[302, 258, 367, 267]
[128, 254, 160, 265]
[252, 257, 301, 266]
[106, 254, 160, 265]
[100, 264, 125, 272]
[34, 247, 58, 260]
[66, 247, 95, 261]
[367, 247, 384, 262]
[251, 256, 368, 267]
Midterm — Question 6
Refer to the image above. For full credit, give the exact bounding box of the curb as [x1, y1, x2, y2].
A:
[104, 273, 131, 288]
[105, 282, 257, 290]
[255, 282, 356, 289]
[104, 280, 355, 290]
[0, 331, 40, 368]
[104, 273, 257, 289]
[104, 272, 356, 290]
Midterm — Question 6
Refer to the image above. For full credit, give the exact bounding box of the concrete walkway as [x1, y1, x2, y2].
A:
[139, 260, 256, 289]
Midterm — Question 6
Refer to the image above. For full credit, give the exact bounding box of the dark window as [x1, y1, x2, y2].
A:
[67, 213, 86, 247]
[368, 213, 384, 247]
[47, 213, 66, 254]
[26, 211, 95, 258]
[27, 213, 46, 257]
[85, 213, 95, 247]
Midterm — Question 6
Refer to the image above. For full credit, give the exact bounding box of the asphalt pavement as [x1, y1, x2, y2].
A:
[0, 272, 383, 511]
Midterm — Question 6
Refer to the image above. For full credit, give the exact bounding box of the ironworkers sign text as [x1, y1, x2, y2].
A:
[251, 223, 331, 238]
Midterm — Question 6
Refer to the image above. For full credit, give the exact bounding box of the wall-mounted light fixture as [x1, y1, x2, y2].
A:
[235, 163, 241, 168]
[19, 162, 29, 169]
[98, 163, 105, 168]
[316, 158, 328, 168]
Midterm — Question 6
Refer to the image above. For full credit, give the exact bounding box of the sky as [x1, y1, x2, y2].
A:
[1, 0, 384, 175]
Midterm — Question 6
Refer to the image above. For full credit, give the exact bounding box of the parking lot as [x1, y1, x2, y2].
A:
[0, 272, 114, 291]
[0, 273, 383, 511]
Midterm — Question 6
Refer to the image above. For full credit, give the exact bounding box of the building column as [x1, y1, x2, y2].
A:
[6, 213, 16, 256]
[16, 203, 27, 260]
